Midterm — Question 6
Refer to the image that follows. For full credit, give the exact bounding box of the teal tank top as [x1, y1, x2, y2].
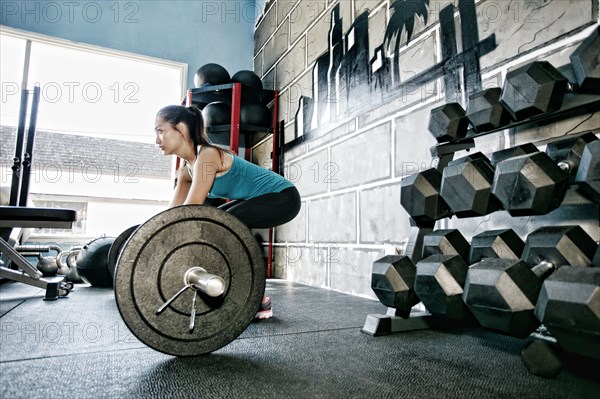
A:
[187, 154, 293, 200]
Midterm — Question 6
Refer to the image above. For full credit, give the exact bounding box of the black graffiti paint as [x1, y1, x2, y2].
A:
[385, 0, 431, 88]
[289, 0, 497, 150]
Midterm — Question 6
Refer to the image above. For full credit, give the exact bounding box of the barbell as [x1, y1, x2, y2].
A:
[113, 205, 266, 356]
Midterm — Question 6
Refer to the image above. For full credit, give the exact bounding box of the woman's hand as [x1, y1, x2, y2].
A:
[169, 166, 191, 207]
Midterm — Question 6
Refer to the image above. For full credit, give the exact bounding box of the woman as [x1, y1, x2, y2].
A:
[155, 104, 301, 319]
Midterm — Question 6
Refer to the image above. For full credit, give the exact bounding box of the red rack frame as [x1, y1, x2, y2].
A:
[182, 83, 280, 278]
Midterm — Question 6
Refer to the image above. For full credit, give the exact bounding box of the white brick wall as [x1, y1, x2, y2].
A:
[255, 0, 599, 297]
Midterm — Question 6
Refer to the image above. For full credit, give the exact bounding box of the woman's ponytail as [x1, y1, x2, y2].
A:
[185, 105, 203, 148]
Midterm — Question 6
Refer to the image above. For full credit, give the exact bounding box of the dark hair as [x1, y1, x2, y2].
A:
[156, 105, 212, 155]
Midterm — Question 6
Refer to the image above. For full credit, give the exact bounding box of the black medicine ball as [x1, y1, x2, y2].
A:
[231, 70, 263, 103]
[202, 101, 231, 127]
[194, 63, 231, 88]
[76, 236, 116, 288]
[240, 103, 271, 128]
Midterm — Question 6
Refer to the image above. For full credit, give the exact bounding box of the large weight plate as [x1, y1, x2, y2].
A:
[114, 205, 265, 356]
[108, 224, 139, 279]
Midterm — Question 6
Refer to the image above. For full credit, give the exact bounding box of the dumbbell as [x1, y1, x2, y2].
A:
[500, 61, 570, 121]
[466, 87, 513, 133]
[415, 229, 526, 322]
[534, 265, 600, 359]
[403, 144, 545, 222]
[416, 149, 515, 219]
[435, 62, 568, 135]
[401, 134, 597, 221]
[428, 103, 470, 143]
[400, 144, 536, 223]
[413, 229, 473, 320]
[430, 63, 565, 138]
[429, 40, 596, 139]
[372, 229, 470, 319]
[570, 26, 599, 93]
[400, 152, 500, 224]
[491, 133, 599, 215]
[462, 225, 597, 338]
[371, 255, 419, 318]
[469, 228, 524, 264]
[574, 139, 600, 203]
[544, 132, 598, 182]
[523, 242, 600, 376]
[440, 152, 503, 218]
[429, 89, 512, 140]
[420, 229, 470, 262]
[400, 168, 452, 225]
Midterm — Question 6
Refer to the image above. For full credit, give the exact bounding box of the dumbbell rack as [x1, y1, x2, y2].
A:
[181, 83, 281, 278]
[363, 91, 600, 338]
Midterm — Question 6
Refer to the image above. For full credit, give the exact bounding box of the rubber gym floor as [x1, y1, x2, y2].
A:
[1, 279, 598, 399]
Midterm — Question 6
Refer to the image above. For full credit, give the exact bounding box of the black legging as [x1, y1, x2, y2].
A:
[217, 186, 301, 229]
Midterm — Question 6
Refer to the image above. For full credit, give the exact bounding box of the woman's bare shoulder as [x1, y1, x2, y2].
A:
[198, 145, 222, 161]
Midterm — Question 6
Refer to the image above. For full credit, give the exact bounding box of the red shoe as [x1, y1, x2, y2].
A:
[255, 296, 273, 319]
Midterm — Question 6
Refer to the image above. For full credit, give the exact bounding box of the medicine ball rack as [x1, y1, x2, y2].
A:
[186, 82, 277, 143]
[180, 82, 281, 278]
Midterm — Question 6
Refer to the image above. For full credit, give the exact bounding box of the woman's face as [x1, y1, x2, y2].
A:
[155, 116, 185, 156]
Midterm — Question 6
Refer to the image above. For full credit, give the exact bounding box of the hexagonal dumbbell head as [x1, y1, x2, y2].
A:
[500, 61, 569, 120]
[575, 139, 600, 203]
[463, 258, 543, 337]
[593, 244, 600, 267]
[522, 225, 597, 269]
[428, 103, 469, 143]
[422, 229, 470, 263]
[521, 339, 562, 378]
[534, 267, 600, 358]
[415, 254, 470, 320]
[371, 255, 419, 318]
[469, 229, 524, 264]
[440, 152, 502, 217]
[570, 26, 600, 93]
[491, 152, 570, 216]
[466, 87, 512, 132]
[545, 132, 599, 182]
[490, 143, 539, 167]
[400, 169, 452, 225]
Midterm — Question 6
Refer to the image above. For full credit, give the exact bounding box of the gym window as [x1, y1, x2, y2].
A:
[1, 27, 187, 142]
[1, 27, 185, 238]
[31, 199, 87, 235]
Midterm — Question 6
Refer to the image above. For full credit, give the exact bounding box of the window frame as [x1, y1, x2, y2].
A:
[0, 26, 185, 239]
[0, 25, 188, 100]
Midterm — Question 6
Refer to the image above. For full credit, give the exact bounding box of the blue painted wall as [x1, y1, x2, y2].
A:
[0, 0, 258, 88]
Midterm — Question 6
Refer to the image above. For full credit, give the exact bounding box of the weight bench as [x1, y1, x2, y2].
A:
[0, 206, 77, 300]
[1, 82, 78, 299]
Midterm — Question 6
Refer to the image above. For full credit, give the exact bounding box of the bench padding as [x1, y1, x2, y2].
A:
[0, 206, 77, 228]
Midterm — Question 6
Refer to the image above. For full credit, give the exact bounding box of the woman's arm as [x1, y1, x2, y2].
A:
[184, 147, 221, 205]
[169, 166, 191, 207]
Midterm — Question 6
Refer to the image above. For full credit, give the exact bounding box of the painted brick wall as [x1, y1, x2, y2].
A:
[254, 0, 599, 299]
